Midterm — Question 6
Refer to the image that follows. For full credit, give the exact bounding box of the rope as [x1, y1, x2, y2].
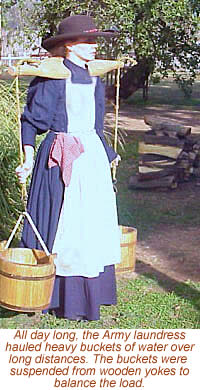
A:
[5, 212, 50, 256]
[15, 68, 27, 201]
[112, 65, 121, 182]
[5, 214, 24, 249]
[112, 56, 137, 182]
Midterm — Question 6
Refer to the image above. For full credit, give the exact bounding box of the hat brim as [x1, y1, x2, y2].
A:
[42, 31, 118, 51]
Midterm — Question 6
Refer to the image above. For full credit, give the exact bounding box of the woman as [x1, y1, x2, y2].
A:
[16, 14, 121, 321]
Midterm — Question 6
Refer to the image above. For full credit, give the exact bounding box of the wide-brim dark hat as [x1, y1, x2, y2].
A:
[42, 15, 118, 51]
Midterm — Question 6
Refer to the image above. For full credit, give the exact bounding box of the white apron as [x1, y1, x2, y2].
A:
[52, 76, 121, 277]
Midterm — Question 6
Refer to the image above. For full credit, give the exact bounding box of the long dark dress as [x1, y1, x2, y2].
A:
[20, 59, 119, 320]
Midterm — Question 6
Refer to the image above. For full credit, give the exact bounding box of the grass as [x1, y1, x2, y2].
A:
[117, 141, 200, 238]
[127, 77, 200, 108]
[0, 80, 25, 240]
[0, 78, 42, 241]
[0, 77, 200, 329]
[0, 276, 199, 329]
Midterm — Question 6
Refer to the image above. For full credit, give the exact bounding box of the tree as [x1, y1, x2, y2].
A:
[2, 0, 200, 97]
[1, 1, 40, 55]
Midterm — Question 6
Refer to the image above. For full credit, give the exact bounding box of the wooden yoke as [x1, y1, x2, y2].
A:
[8, 57, 71, 79]
[8, 57, 124, 79]
[88, 59, 124, 76]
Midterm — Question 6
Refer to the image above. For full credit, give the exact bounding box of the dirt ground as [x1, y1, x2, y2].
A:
[135, 224, 200, 283]
[106, 103, 200, 283]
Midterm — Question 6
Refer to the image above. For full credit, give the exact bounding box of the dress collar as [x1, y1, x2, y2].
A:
[63, 58, 92, 84]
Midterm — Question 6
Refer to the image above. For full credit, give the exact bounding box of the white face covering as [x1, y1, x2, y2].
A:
[66, 41, 97, 67]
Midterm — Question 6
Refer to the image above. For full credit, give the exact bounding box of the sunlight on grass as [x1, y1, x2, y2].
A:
[128, 79, 200, 107]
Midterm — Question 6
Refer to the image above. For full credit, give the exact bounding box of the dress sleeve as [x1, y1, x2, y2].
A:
[21, 77, 60, 147]
[95, 77, 117, 163]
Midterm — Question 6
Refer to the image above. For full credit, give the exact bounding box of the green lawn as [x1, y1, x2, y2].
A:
[127, 77, 200, 108]
[117, 142, 200, 238]
[1, 276, 199, 329]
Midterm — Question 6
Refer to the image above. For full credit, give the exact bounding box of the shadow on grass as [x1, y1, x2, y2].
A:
[0, 307, 19, 318]
[0, 306, 38, 320]
[0, 306, 35, 319]
[136, 260, 200, 311]
[0, 305, 42, 329]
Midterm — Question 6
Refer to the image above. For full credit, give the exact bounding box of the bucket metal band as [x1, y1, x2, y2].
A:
[120, 241, 136, 247]
[0, 300, 50, 312]
[0, 269, 55, 281]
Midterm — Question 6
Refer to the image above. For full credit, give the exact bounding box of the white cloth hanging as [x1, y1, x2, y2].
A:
[52, 77, 121, 277]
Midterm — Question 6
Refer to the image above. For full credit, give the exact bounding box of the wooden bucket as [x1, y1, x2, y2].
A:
[115, 225, 137, 273]
[0, 212, 56, 312]
[0, 248, 56, 312]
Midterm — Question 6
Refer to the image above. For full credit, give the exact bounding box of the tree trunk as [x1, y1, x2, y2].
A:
[105, 59, 152, 101]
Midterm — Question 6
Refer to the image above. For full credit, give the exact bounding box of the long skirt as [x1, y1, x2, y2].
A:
[21, 131, 120, 320]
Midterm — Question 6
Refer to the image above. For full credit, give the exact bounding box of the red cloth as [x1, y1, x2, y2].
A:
[48, 133, 84, 186]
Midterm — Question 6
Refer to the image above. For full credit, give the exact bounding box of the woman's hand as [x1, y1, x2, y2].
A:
[110, 154, 121, 168]
[15, 145, 34, 184]
[16, 161, 33, 184]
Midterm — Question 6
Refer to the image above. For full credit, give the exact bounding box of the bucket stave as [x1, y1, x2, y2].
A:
[0, 247, 56, 312]
[116, 225, 137, 273]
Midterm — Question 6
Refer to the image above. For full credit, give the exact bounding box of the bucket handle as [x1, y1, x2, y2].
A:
[5, 212, 50, 256]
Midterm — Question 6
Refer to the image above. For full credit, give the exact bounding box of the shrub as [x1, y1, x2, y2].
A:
[0, 80, 25, 240]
